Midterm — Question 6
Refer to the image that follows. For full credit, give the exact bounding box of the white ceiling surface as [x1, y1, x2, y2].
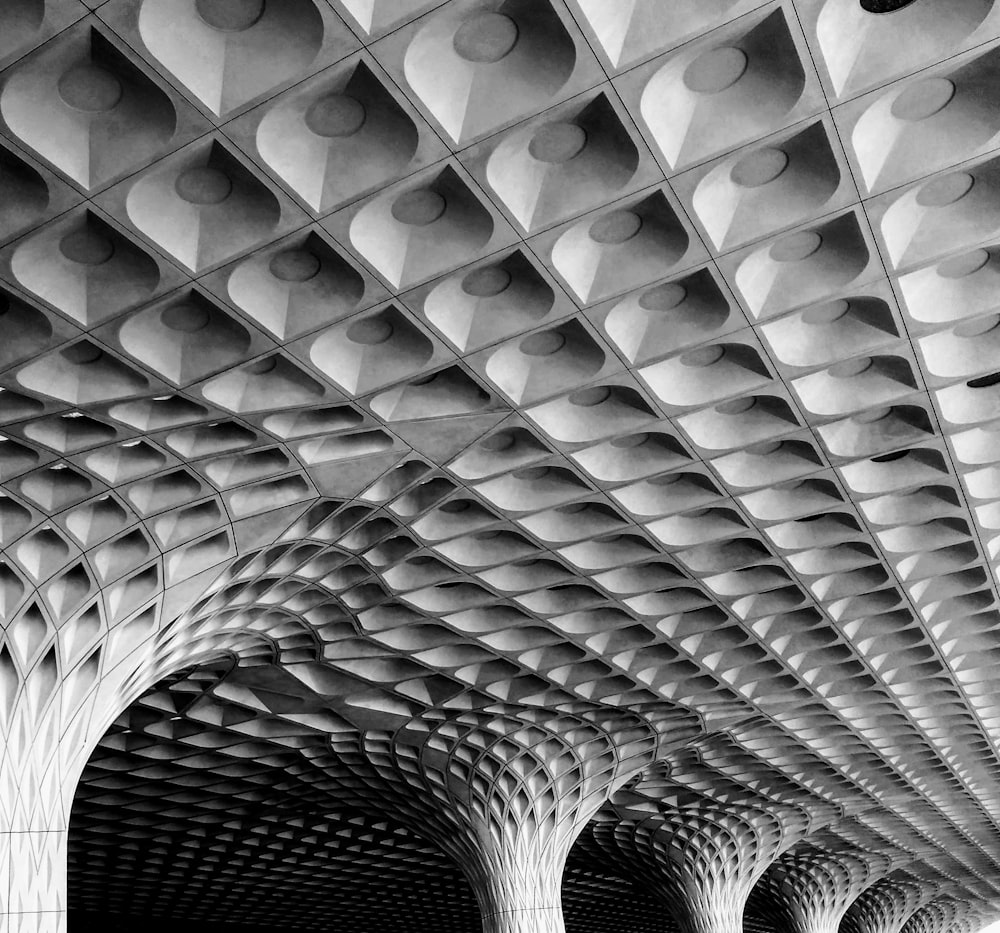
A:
[4, 0, 1000, 932]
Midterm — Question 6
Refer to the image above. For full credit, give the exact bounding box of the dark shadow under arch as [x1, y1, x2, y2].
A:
[67, 657, 693, 933]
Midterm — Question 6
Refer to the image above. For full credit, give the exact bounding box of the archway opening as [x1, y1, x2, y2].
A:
[67, 657, 479, 933]
[67, 656, 687, 933]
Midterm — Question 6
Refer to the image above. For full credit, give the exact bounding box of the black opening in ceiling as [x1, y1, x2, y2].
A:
[859, 0, 920, 11]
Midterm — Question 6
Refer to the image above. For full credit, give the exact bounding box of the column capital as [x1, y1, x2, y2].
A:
[313, 702, 704, 933]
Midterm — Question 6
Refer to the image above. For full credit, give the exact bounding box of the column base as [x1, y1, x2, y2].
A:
[482, 905, 565, 933]
[2, 830, 67, 933]
[0, 912, 67, 933]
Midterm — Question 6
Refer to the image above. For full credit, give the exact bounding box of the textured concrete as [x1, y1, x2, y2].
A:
[1, 2, 1000, 933]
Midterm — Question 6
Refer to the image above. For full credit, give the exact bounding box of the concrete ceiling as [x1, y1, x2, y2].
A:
[3, 1, 1000, 933]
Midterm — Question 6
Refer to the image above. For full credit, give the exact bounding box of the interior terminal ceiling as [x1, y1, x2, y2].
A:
[3, 2, 1000, 933]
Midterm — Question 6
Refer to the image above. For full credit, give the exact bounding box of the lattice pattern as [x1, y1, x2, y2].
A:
[2, 1, 1000, 932]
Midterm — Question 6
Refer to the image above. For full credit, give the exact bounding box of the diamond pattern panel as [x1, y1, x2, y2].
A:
[2, 2, 1000, 933]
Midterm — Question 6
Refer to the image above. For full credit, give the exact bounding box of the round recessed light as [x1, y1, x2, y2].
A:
[854, 406, 892, 424]
[611, 433, 648, 449]
[480, 432, 515, 452]
[247, 356, 278, 375]
[520, 331, 566, 357]
[770, 231, 823, 263]
[916, 172, 975, 208]
[891, 78, 955, 122]
[462, 266, 512, 298]
[161, 302, 211, 333]
[829, 356, 873, 378]
[570, 386, 611, 407]
[967, 372, 1000, 390]
[60, 228, 115, 266]
[305, 94, 367, 138]
[802, 299, 851, 325]
[391, 189, 446, 226]
[589, 210, 642, 245]
[938, 249, 991, 279]
[195, 0, 265, 31]
[680, 345, 725, 368]
[684, 47, 748, 94]
[58, 63, 123, 113]
[716, 397, 756, 415]
[954, 313, 1000, 339]
[453, 13, 519, 63]
[347, 317, 394, 346]
[731, 148, 789, 188]
[269, 249, 321, 283]
[638, 283, 687, 312]
[175, 167, 233, 205]
[528, 123, 587, 164]
[859, 0, 921, 12]
[62, 342, 103, 365]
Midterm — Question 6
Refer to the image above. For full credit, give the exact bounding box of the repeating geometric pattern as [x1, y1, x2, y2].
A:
[2, 1, 1000, 933]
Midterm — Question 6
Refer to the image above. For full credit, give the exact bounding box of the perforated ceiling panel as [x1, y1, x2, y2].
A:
[3, 2, 1000, 933]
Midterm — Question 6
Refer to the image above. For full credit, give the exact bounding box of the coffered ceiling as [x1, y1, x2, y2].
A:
[3, 2, 1000, 933]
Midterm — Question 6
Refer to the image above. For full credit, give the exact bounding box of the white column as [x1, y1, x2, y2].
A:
[476, 836, 567, 933]
[0, 597, 161, 933]
[321, 705, 704, 933]
[1, 672, 74, 933]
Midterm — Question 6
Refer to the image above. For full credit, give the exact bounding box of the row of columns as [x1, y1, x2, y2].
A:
[260, 667, 996, 933]
[2, 554, 996, 933]
[2, 648, 994, 933]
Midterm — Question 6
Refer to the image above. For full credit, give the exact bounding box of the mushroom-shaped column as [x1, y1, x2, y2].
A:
[0, 532, 305, 933]
[841, 873, 942, 933]
[590, 796, 791, 933]
[751, 833, 900, 933]
[0, 589, 165, 933]
[901, 899, 983, 933]
[587, 743, 842, 933]
[322, 703, 704, 933]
